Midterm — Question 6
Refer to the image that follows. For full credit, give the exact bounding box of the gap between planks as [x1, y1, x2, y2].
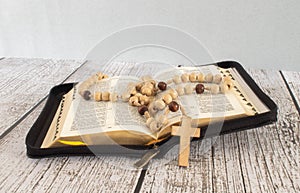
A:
[280, 70, 300, 146]
[280, 71, 300, 115]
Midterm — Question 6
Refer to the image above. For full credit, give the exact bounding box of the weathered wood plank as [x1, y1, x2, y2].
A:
[0, 61, 165, 192]
[281, 70, 300, 141]
[238, 69, 299, 193]
[140, 69, 300, 193]
[0, 58, 83, 137]
[140, 141, 213, 192]
[281, 71, 300, 108]
[213, 69, 299, 193]
[211, 137, 229, 193]
[0, 101, 142, 193]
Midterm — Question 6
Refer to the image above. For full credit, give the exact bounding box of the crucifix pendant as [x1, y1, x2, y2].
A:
[171, 116, 201, 167]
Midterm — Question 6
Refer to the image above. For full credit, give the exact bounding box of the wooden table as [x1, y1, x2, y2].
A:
[0, 58, 299, 193]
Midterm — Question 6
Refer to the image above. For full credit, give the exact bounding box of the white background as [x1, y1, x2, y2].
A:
[0, 0, 299, 71]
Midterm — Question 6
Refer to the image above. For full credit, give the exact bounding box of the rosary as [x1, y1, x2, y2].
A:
[78, 71, 233, 133]
[78, 70, 233, 167]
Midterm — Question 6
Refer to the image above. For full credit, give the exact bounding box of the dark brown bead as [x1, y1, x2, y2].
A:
[138, 105, 148, 115]
[195, 84, 205, 94]
[158, 82, 167, 91]
[83, 90, 91, 100]
[168, 101, 179, 112]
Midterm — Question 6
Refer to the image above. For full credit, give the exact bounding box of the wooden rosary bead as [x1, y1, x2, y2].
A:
[139, 95, 150, 105]
[195, 84, 205, 94]
[154, 99, 166, 110]
[96, 72, 103, 80]
[205, 85, 211, 91]
[144, 82, 154, 89]
[138, 105, 148, 115]
[157, 82, 167, 91]
[135, 93, 143, 103]
[148, 102, 158, 115]
[168, 101, 180, 112]
[181, 73, 189, 82]
[144, 111, 151, 119]
[149, 80, 156, 87]
[197, 72, 205, 82]
[83, 90, 91, 100]
[146, 117, 155, 127]
[223, 76, 231, 82]
[189, 72, 197, 82]
[150, 120, 159, 132]
[173, 75, 181, 84]
[141, 87, 152, 96]
[205, 73, 213, 83]
[184, 85, 194, 95]
[211, 84, 220, 94]
[94, 92, 102, 101]
[224, 80, 233, 89]
[135, 93, 143, 97]
[213, 74, 223, 84]
[109, 93, 118, 102]
[102, 92, 110, 101]
[134, 101, 141, 106]
[162, 94, 173, 104]
[96, 73, 108, 80]
[176, 86, 185, 96]
[220, 83, 229, 93]
[169, 89, 178, 99]
[129, 96, 139, 106]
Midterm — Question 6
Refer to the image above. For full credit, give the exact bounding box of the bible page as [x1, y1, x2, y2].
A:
[60, 76, 155, 138]
[154, 65, 247, 120]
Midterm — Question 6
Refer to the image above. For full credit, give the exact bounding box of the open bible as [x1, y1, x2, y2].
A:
[41, 64, 270, 149]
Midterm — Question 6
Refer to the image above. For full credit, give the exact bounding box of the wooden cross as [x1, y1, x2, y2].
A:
[171, 116, 201, 167]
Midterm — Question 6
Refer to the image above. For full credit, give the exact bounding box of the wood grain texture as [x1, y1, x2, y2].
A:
[281, 70, 300, 148]
[0, 61, 299, 192]
[140, 69, 300, 193]
[140, 139, 214, 193]
[0, 61, 167, 192]
[281, 71, 300, 108]
[246, 69, 299, 193]
[0, 58, 83, 137]
[0, 101, 142, 193]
